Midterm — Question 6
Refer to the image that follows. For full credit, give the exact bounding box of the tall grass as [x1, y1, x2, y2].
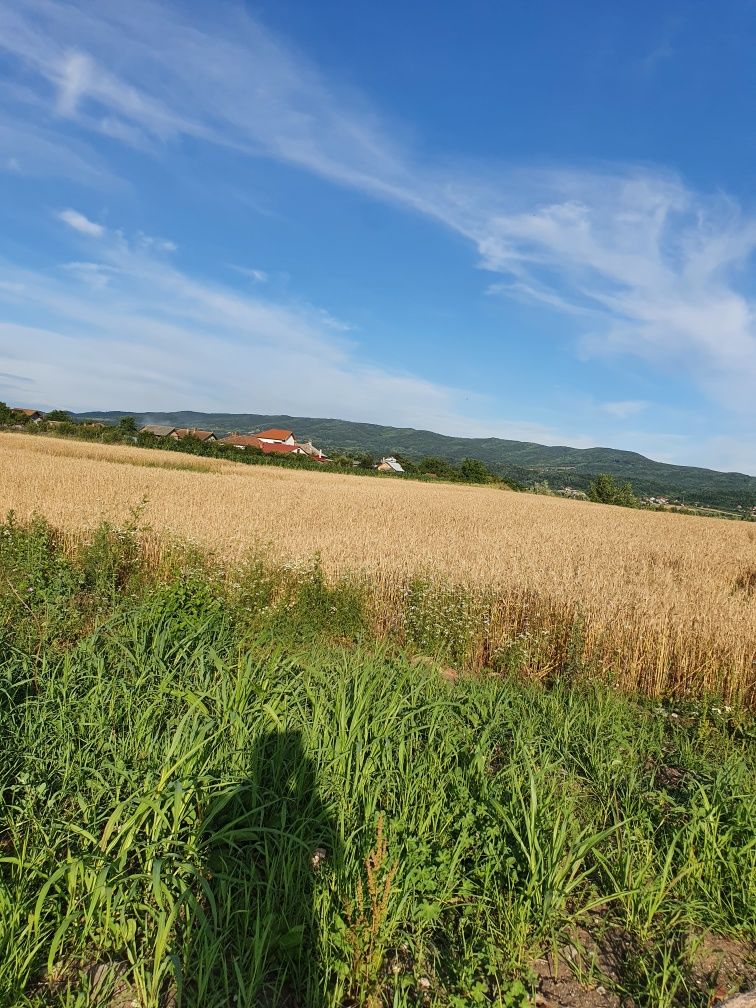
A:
[0, 515, 754, 1006]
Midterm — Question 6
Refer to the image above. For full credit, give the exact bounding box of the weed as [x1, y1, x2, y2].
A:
[0, 515, 753, 1006]
[342, 813, 399, 1006]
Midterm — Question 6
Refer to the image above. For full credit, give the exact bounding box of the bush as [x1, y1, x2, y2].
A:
[530, 480, 555, 496]
[588, 473, 638, 507]
[459, 458, 493, 484]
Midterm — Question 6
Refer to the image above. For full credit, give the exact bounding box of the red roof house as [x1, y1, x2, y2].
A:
[219, 434, 305, 455]
[251, 428, 295, 444]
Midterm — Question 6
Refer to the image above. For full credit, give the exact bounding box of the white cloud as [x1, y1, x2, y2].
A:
[57, 208, 104, 236]
[616, 430, 756, 476]
[98, 115, 149, 148]
[56, 49, 92, 115]
[135, 232, 177, 253]
[232, 266, 269, 284]
[60, 260, 114, 289]
[468, 171, 756, 415]
[0, 226, 519, 439]
[0, 112, 119, 184]
[601, 399, 649, 420]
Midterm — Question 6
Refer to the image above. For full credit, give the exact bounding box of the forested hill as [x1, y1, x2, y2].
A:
[75, 411, 756, 510]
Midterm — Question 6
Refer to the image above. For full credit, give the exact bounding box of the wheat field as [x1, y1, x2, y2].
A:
[1, 431, 754, 699]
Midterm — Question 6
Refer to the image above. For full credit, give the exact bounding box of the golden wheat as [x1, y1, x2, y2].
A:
[1, 431, 754, 699]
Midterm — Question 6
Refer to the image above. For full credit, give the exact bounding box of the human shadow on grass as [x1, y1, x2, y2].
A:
[180, 729, 340, 1008]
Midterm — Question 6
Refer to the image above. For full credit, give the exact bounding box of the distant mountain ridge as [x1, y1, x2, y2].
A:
[75, 410, 756, 510]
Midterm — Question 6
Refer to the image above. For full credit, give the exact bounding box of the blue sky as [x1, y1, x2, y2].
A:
[1, 1, 755, 473]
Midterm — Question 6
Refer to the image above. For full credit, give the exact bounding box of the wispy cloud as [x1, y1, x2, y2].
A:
[0, 369, 32, 385]
[60, 261, 114, 289]
[640, 41, 674, 76]
[0, 112, 117, 183]
[231, 266, 269, 284]
[135, 232, 177, 253]
[601, 400, 649, 420]
[56, 50, 92, 115]
[0, 220, 545, 441]
[470, 171, 756, 415]
[57, 208, 104, 236]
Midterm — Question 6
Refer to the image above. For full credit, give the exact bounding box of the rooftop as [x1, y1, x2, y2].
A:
[253, 428, 294, 441]
[139, 425, 176, 437]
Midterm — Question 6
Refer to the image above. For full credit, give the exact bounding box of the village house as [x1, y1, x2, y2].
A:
[646, 496, 670, 506]
[139, 425, 177, 438]
[376, 456, 404, 473]
[134, 422, 330, 461]
[253, 429, 329, 462]
[12, 408, 44, 422]
[219, 429, 330, 462]
[138, 425, 216, 442]
[294, 440, 330, 463]
[218, 433, 306, 456]
[173, 428, 216, 442]
[253, 428, 296, 445]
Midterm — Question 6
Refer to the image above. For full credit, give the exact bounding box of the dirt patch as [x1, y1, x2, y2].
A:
[533, 945, 620, 1008]
[531, 930, 756, 1008]
[694, 934, 756, 1004]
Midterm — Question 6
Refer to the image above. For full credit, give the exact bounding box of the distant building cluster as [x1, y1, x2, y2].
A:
[641, 495, 670, 506]
[140, 424, 332, 463]
[139, 424, 217, 443]
[138, 424, 407, 474]
[4, 409, 413, 476]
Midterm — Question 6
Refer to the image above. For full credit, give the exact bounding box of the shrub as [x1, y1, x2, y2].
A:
[588, 473, 638, 507]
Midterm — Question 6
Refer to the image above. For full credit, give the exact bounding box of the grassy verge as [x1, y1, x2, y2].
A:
[1, 515, 754, 1007]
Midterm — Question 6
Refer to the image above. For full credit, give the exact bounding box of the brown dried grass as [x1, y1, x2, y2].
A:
[1, 432, 754, 700]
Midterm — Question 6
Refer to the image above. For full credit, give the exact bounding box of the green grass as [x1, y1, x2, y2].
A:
[0, 515, 754, 1007]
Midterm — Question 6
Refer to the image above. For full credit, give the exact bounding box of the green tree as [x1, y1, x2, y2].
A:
[392, 453, 416, 473]
[418, 456, 455, 478]
[588, 473, 638, 507]
[531, 480, 555, 495]
[45, 409, 72, 422]
[118, 416, 138, 434]
[0, 401, 14, 425]
[615, 480, 639, 507]
[459, 457, 492, 484]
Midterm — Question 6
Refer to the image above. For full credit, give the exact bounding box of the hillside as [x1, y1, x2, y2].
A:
[75, 410, 756, 510]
